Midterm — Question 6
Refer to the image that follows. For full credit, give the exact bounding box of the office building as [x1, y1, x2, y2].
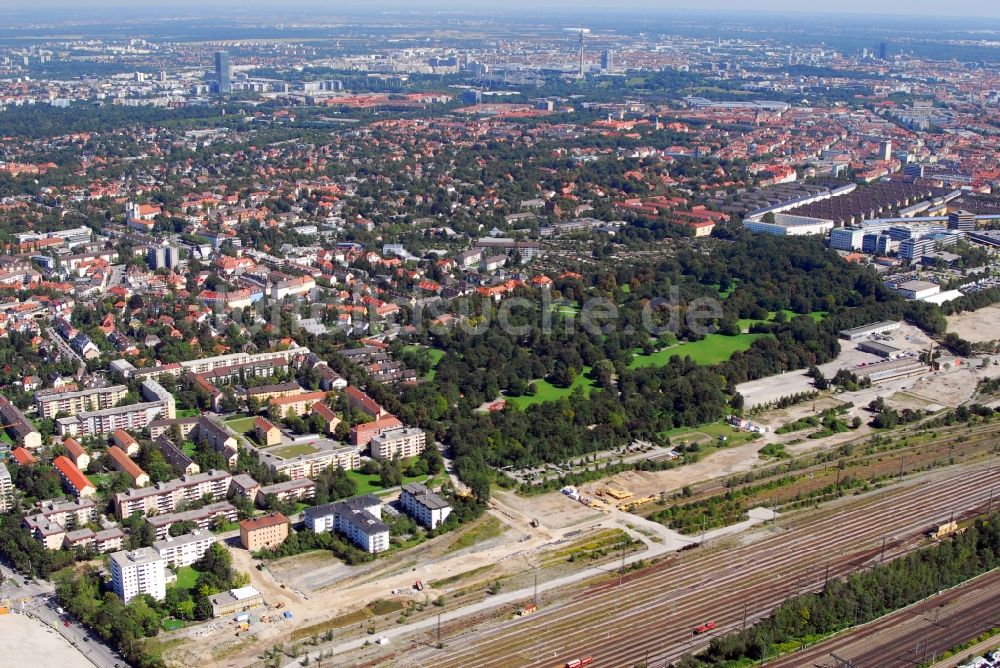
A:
[400, 483, 452, 529]
[600, 48, 613, 72]
[110, 547, 167, 603]
[879, 140, 892, 161]
[239, 512, 289, 552]
[148, 245, 180, 270]
[862, 233, 894, 255]
[829, 227, 865, 251]
[948, 210, 976, 232]
[879, 41, 889, 61]
[215, 51, 231, 93]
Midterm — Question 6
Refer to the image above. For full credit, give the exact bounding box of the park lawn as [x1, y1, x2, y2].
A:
[225, 416, 256, 434]
[738, 310, 828, 332]
[344, 469, 434, 495]
[508, 366, 596, 409]
[657, 421, 761, 448]
[162, 618, 187, 631]
[404, 344, 445, 381]
[629, 334, 768, 369]
[175, 408, 200, 418]
[268, 443, 318, 459]
[0, 430, 13, 445]
[171, 566, 200, 592]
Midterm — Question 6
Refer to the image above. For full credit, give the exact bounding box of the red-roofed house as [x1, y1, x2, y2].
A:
[107, 446, 150, 487]
[351, 415, 403, 447]
[63, 437, 90, 470]
[53, 455, 96, 498]
[110, 429, 140, 456]
[11, 447, 36, 466]
[253, 416, 281, 447]
[345, 386, 385, 419]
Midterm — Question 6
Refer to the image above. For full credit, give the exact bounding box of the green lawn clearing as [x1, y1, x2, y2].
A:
[267, 442, 318, 459]
[507, 366, 596, 409]
[629, 334, 768, 368]
[225, 416, 256, 434]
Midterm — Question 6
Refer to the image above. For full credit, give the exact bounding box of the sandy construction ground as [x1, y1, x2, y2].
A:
[2, 612, 92, 668]
[948, 305, 1000, 344]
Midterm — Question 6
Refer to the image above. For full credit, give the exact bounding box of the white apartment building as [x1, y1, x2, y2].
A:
[0, 463, 12, 513]
[152, 530, 216, 568]
[304, 495, 389, 553]
[110, 547, 167, 603]
[370, 427, 426, 460]
[400, 483, 452, 530]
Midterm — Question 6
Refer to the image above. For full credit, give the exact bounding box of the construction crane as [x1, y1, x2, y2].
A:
[563, 27, 590, 77]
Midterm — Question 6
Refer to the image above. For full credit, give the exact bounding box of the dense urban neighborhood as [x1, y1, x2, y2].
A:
[2, 5, 1000, 668]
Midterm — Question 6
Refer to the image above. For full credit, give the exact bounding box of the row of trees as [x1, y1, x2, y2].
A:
[677, 516, 1000, 666]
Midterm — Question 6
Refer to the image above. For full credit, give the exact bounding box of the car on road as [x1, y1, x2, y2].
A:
[693, 622, 717, 634]
[63, 621, 70, 627]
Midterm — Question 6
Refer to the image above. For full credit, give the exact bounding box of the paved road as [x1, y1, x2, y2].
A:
[0, 563, 122, 668]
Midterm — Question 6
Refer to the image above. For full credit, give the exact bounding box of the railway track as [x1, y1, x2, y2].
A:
[392, 465, 1000, 668]
[764, 569, 1000, 667]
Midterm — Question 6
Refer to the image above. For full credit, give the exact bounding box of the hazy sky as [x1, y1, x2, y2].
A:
[3, 0, 1000, 19]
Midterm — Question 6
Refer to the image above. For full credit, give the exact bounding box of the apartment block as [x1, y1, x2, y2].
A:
[370, 427, 426, 460]
[400, 483, 452, 530]
[239, 512, 289, 552]
[114, 469, 232, 519]
[35, 384, 127, 419]
[145, 501, 237, 540]
[110, 547, 166, 603]
[304, 495, 389, 553]
[152, 530, 216, 568]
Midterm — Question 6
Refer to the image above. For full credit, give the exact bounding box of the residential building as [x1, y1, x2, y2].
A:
[107, 445, 151, 487]
[63, 437, 90, 470]
[145, 501, 237, 540]
[148, 416, 200, 440]
[152, 530, 216, 568]
[345, 386, 386, 419]
[111, 429, 140, 455]
[153, 435, 200, 475]
[239, 512, 289, 552]
[400, 483, 452, 529]
[53, 455, 96, 498]
[304, 495, 389, 553]
[110, 547, 166, 602]
[352, 415, 404, 447]
[370, 427, 426, 460]
[256, 439, 360, 479]
[0, 463, 12, 513]
[113, 469, 232, 518]
[253, 416, 281, 446]
[268, 391, 327, 418]
[255, 479, 315, 507]
[0, 396, 41, 448]
[35, 385, 127, 419]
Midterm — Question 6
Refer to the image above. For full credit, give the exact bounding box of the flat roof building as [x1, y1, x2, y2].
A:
[110, 547, 166, 603]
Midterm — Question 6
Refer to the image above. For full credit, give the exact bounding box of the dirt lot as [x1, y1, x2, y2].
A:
[577, 443, 766, 500]
[948, 305, 1000, 343]
[492, 488, 602, 531]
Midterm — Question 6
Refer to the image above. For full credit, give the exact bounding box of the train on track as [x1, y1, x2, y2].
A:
[563, 657, 594, 668]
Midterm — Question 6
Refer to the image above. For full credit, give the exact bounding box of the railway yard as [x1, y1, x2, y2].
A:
[291, 460, 1000, 668]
